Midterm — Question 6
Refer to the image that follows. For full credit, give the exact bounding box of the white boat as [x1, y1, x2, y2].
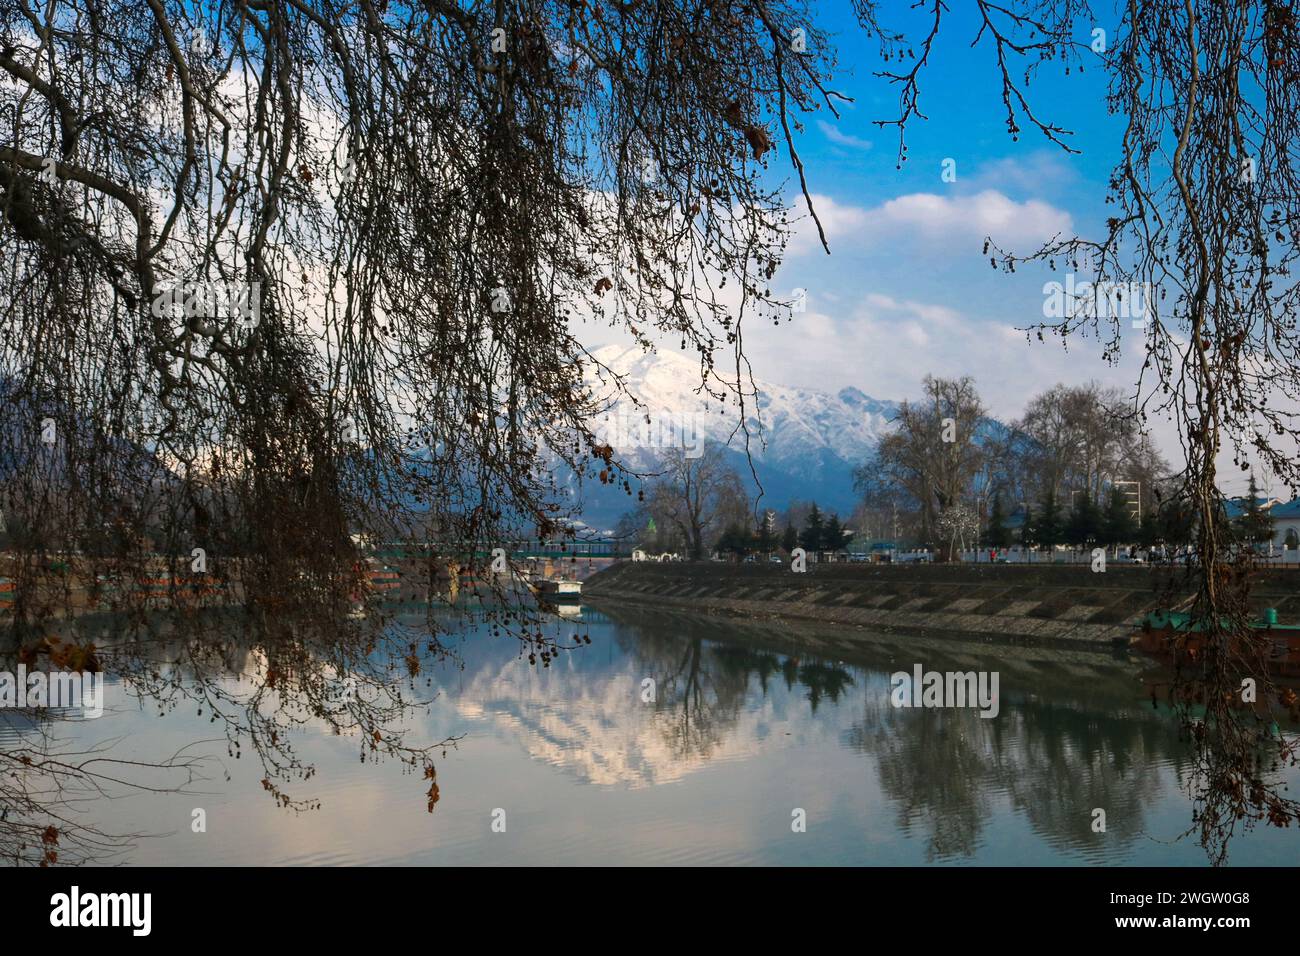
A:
[533, 578, 582, 602]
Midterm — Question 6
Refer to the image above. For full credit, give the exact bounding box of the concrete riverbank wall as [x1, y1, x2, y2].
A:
[583, 561, 1300, 649]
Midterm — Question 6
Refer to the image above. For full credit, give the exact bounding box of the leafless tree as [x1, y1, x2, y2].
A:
[0, 0, 871, 857]
[646, 443, 748, 559]
[879, 0, 1300, 861]
[1016, 381, 1169, 508]
[863, 375, 987, 560]
[0, 0, 863, 630]
[0, 604, 462, 863]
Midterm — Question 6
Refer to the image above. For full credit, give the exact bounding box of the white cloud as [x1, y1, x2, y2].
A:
[871, 190, 1072, 244]
[785, 193, 869, 257]
[964, 152, 1078, 195]
[787, 189, 1072, 258]
[816, 120, 874, 152]
[742, 291, 1137, 424]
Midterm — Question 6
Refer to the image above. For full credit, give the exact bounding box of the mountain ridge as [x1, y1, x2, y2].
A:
[577, 344, 898, 526]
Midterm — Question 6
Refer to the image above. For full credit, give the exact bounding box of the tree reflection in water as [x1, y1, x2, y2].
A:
[849, 690, 1189, 862]
[1, 599, 462, 865]
[604, 606, 1239, 863]
[3, 598, 1292, 865]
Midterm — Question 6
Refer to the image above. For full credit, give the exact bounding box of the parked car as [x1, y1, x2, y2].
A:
[769, 555, 784, 564]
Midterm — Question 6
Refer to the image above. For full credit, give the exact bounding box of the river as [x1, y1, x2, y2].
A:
[3, 601, 1297, 865]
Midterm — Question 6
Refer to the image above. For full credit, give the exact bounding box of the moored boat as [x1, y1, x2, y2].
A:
[1135, 607, 1300, 675]
[532, 577, 582, 602]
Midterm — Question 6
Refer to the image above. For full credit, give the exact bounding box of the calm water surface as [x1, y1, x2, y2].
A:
[10, 602, 1300, 866]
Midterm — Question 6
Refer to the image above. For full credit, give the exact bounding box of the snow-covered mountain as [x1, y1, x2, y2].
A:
[578, 344, 898, 523]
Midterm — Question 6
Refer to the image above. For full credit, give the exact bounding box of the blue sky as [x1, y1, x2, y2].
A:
[587, 4, 1265, 495]
[752, 3, 1133, 407]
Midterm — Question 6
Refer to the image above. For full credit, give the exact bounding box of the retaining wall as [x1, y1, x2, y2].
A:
[583, 560, 1300, 649]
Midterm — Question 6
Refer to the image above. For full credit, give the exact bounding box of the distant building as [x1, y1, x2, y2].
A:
[1216, 494, 1300, 552]
[845, 539, 897, 562]
[1222, 495, 1282, 520]
[1270, 500, 1300, 551]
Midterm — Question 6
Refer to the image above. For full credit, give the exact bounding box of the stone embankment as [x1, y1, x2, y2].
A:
[583, 560, 1300, 649]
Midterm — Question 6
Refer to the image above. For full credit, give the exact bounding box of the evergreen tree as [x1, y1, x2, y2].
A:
[987, 494, 1013, 548]
[1161, 500, 1195, 548]
[755, 511, 777, 553]
[1102, 487, 1137, 547]
[1137, 509, 1160, 549]
[800, 504, 824, 552]
[1236, 475, 1275, 547]
[1036, 489, 1063, 547]
[781, 524, 798, 553]
[1019, 503, 1036, 548]
[1066, 492, 1101, 548]
[822, 513, 845, 553]
[717, 523, 752, 558]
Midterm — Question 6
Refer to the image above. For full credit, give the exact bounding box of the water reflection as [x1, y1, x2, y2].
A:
[2, 602, 1297, 865]
[850, 683, 1185, 862]
[600, 608, 1193, 862]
